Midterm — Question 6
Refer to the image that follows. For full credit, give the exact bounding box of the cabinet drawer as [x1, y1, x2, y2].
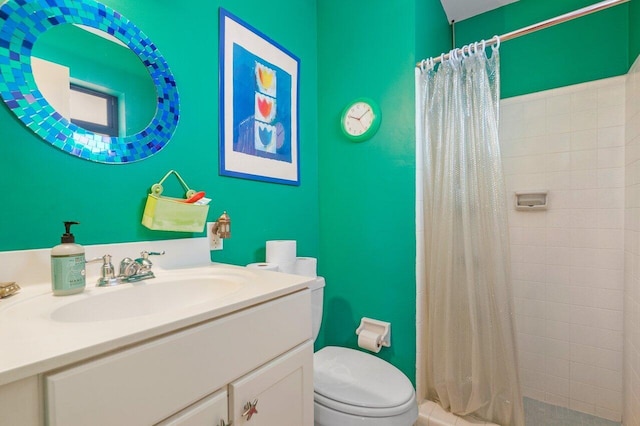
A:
[156, 388, 227, 426]
[46, 290, 310, 426]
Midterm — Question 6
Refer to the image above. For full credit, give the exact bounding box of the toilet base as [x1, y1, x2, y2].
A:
[314, 399, 418, 426]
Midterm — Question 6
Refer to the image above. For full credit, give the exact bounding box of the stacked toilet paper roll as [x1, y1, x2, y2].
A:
[260, 240, 318, 276]
[266, 240, 297, 273]
[246, 262, 279, 271]
[294, 257, 317, 277]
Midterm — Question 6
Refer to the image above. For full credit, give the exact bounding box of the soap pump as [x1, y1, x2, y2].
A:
[51, 221, 86, 296]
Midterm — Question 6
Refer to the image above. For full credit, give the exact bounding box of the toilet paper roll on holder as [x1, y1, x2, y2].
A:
[356, 317, 391, 349]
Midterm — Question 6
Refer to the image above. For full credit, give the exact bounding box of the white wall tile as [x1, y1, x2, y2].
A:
[571, 150, 597, 171]
[598, 84, 625, 108]
[547, 114, 572, 135]
[571, 109, 598, 132]
[572, 209, 599, 229]
[595, 345, 623, 370]
[593, 288, 624, 310]
[598, 104, 625, 128]
[597, 188, 625, 209]
[570, 267, 600, 288]
[571, 169, 598, 190]
[524, 98, 547, 119]
[547, 95, 572, 116]
[597, 168, 624, 188]
[571, 129, 598, 151]
[546, 171, 572, 190]
[548, 131, 572, 153]
[546, 152, 571, 172]
[571, 89, 598, 111]
[597, 146, 625, 169]
[570, 228, 599, 249]
[497, 75, 625, 420]
[546, 320, 571, 341]
[598, 125, 625, 148]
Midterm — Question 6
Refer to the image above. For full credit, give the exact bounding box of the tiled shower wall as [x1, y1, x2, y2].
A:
[624, 56, 640, 426]
[500, 76, 626, 422]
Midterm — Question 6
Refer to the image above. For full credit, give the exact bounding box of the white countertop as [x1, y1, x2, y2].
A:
[0, 239, 314, 387]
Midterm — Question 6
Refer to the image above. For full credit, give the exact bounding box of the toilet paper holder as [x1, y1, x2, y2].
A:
[356, 317, 391, 348]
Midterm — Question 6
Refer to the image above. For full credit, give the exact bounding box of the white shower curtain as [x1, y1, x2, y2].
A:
[416, 45, 525, 426]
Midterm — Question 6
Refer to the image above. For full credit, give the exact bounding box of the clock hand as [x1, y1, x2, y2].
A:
[357, 109, 371, 120]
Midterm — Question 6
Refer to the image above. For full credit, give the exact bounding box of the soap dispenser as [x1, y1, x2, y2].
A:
[51, 221, 86, 296]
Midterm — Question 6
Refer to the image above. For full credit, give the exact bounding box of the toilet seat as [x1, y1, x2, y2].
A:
[313, 346, 416, 418]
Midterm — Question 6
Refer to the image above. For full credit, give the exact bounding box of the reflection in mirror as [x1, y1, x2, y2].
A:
[0, 0, 179, 164]
[32, 24, 157, 137]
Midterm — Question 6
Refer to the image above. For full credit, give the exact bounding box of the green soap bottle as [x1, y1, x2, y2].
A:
[51, 221, 86, 296]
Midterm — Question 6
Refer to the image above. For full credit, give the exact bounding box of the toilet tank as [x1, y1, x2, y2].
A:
[308, 277, 325, 342]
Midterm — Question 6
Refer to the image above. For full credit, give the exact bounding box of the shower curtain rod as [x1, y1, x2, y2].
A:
[415, 0, 629, 67]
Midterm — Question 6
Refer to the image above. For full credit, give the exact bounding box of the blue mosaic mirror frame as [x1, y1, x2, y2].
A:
[0, 0, 180, 163]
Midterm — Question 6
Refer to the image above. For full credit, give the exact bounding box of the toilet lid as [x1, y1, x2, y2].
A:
[314, 346, 415, 416]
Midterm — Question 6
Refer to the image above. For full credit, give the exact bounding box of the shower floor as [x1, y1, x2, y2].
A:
[524, 398, 620, 426]
[418, 399, 620, 426]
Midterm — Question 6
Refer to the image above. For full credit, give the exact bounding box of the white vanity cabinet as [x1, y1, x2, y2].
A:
[156, 341, 313, 426]
[1, 289, 312, 426]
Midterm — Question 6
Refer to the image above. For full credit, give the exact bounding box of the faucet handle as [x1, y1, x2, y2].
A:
[139, 250, 165, 259]
[87, 254, 117, 287]
[136, 250, 165, 272]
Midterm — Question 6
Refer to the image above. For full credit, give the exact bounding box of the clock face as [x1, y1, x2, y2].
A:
[341, 98, 381, 141]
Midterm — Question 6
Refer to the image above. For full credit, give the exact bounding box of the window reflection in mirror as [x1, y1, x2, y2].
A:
[31, 23, 156, 137]
[70, 84, 119, 136]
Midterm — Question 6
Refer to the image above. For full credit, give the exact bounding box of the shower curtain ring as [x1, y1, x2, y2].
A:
[492, 35, 500, 50]
[440, 53, 445, 64]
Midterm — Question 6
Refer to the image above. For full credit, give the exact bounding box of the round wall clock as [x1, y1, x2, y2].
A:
[340, 98, 381, 142]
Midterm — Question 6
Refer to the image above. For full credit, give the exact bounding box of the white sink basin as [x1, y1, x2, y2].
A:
[50, 275, 243, 322]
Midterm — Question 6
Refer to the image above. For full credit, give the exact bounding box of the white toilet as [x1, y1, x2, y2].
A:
[310, 277, 418, 426]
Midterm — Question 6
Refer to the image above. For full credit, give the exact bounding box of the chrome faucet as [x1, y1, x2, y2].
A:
[90, 251, 164, 286]
[118, 251, 165, 282]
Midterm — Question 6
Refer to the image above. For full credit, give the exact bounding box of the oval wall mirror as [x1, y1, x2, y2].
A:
[0, 0, 180, 164]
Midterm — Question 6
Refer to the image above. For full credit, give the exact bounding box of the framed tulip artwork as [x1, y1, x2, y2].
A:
[219, 8, 300, 186]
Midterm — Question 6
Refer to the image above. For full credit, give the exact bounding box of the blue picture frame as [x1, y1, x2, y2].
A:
[219, 8, 300, 186]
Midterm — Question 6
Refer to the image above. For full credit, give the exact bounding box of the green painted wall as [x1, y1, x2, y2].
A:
[454, 0, 630, 98]
[416, 0, 453, 62]
[0, 0, 319, 267]
[315, 0, 449, 383]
